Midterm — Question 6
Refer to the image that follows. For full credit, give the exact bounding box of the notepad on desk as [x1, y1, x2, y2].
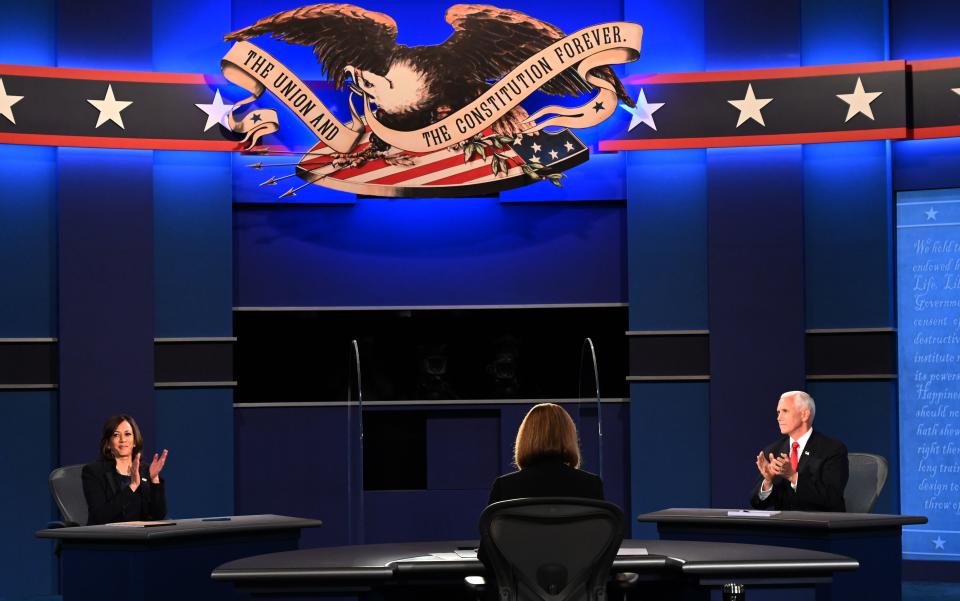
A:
[104, 520, 177, 527]
[727, 510, 780, 517]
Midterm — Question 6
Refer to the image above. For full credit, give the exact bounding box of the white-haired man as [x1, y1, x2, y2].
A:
[750, 391, 849, 511]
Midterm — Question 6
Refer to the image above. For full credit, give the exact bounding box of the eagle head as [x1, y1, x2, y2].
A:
[345, 60, 433, 118]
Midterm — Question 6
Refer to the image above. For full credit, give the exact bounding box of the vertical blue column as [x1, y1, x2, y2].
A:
[0, 4, 59, 598]
[801, 0, 898, 513]
[624, 0, 708, 536]
[153, 150, 235, 518]
[56, 0, 156, 465]
[703, 0, 805, 509]
[706, 146, 806, 507]
[152, 0, 236, 519]
[0, 145, 59, 600]
[627, 150, 710, 534]
[58, 148, 156, 464]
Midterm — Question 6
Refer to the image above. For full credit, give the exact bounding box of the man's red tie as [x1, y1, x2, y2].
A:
[790, 441, 800, 471]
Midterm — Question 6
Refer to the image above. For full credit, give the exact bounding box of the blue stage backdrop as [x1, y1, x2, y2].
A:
[897, 188, 960, 561]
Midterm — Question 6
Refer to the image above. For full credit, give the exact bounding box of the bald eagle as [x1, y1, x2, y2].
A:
[225, 3, 634, 139]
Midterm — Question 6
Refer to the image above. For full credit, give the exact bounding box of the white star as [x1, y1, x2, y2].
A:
[530, 154, 541, 163]
[548, 149, 559, 160]
[728, 83, 772, 128]
[530, 142, 542, 153]
[195, 89, 235, 132]
[622, 88, 665, 131]
[837, 77, 882, 122]
[952, 88, 960, 97]
[87, 84, 132, 129]
[0, 78, 24, 125]
[933, 536, 946, 550]
[925, 207, 938, 220]
[563, 141, 575, 152]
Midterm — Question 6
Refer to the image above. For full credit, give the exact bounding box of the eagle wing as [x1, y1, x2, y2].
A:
[442, 4, 634, 106]
[224, 3, 398, 89]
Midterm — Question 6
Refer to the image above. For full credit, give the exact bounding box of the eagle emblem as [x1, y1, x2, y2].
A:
[220, 4, 642, 198]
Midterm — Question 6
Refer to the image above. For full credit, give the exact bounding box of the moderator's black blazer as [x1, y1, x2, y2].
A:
[487, 456, 605, 503]
[479, 455, 604, 568]
[81, 458, 167, 525]
[749, 430, 849, 512]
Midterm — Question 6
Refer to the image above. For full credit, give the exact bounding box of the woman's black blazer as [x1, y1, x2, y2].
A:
[487, 456, 605, 504]
[81, 459, 167, 525]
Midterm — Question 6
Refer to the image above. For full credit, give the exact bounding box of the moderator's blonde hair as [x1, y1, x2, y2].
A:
[514, 403, 581, 469]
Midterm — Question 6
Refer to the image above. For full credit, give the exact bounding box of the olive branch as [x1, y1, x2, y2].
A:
[460, 134, 566, 187]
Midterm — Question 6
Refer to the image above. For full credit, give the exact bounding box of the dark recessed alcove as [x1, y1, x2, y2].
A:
[363, 410, 428, 490]
[234, 306, 628, 403]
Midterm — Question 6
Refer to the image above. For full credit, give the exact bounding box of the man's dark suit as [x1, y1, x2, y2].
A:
[750, 430, 848, 512]
[479, 455, 604, 568]
[81, 459, 167, 525]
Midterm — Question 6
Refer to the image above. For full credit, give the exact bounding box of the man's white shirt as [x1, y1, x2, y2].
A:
[758, 428, 813, 500]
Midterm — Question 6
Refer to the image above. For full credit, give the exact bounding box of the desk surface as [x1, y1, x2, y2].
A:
[211, 539, 858, 587]
[637, 508, 927, 530]
[35, 514, 323, 541]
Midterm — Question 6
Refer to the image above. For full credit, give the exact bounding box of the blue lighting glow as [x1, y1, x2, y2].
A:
[0, 1, 55, 66]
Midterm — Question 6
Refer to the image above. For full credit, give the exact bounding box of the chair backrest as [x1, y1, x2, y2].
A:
[843, 453, 889, 513]
[479, 498, 624, 601]
[49, 464, 88, 526]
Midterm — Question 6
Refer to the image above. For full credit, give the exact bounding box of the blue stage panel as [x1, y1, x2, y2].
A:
[0, 145, 57, 337]
[626, 149, 707, 330]
[803, 141, 893, 328]
[153, 0, 231, 73]
[623, 0, 704, 75]
[233, 199, 626, 307]
[156, 389, 234, 519]
[57, 147, 155, 466]
[0, 0, 55, 66]
[706, 145, 806, 509]
[705, 0, 801, 71]
[364, 489, 489, 543]
[235, 405, 351, 548]
[56, 0, 152, 71]
[801, 0, 887, 65]
[154, 150, 233, 337]
[890, 0, 960, 60]
[807, 380, 900, 515]
[0, 390, 58, 600]
[630, 382, 710, 539]
[894, 139, 960, 193]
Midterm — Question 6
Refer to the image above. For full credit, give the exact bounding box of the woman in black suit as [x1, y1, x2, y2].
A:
[81, 414, 169, 525]
[488, 402, 604, 503]
[479, 403, 603, 567]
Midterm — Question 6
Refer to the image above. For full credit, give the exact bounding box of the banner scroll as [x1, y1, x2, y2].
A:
[220, 22, 641, 154]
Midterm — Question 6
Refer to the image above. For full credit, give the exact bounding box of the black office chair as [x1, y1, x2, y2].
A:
[479, 498, 624, 601]
[843, 453, 889, 513]
[49, 464, 89, 527]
